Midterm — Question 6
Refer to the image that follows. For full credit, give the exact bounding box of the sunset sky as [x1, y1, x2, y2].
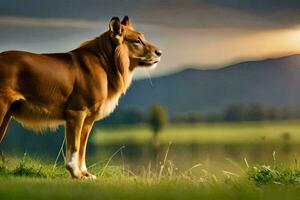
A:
[1, 0, 300, 77]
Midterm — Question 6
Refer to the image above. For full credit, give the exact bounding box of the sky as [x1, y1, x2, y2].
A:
[1, 0, 300, 77]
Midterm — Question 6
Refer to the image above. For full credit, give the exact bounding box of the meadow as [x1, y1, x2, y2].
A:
[1, 154, 300, 199]
[2, 120, 300, 199]
[93, 120, 300, 145]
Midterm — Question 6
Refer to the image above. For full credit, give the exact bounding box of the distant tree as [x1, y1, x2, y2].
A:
[122, 108, 145, 124]
[187, 112, 202, 123]
[279, 107, 291, 120]
[101, 107, 146, 124]
[224, 105, 246, 122]
[246, 103, 267, 121]
[172, 112, 202, 123]
[203, 113, 223, 123]
[148, 104, 168, 147]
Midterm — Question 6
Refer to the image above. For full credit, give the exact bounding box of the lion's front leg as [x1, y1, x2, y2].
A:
[78, 120, 96, 179]
[65, 109, 87, 179]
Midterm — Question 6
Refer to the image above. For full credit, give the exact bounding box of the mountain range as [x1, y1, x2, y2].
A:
[120, 54, 300, 115]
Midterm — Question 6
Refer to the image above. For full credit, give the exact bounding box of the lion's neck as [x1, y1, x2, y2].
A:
[79, 33, 133, 96]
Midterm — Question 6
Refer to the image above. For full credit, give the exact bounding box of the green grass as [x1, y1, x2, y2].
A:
[1, 156, 300, 200]
[2, 121, 300, 199]
[247, 165, 300, 186]
[93, 120, 300, 145]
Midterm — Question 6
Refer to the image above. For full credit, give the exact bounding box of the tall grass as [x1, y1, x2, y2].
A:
[1, 147, 300, 188]
[2, 147, 300, 200]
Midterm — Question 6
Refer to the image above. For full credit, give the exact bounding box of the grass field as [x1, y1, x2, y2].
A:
[1, 156, 300, 200]
[93, 120, 300, 145]
[2, 120, 300, 199]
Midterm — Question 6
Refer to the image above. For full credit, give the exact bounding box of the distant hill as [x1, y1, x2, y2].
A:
[120, 55, 300, 115]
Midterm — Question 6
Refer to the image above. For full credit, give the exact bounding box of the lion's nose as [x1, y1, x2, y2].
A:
[155, 49, 162, 57]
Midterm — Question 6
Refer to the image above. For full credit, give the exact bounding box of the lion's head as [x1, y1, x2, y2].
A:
[108, 16, 162, 71]
[79, 16, 161, 92]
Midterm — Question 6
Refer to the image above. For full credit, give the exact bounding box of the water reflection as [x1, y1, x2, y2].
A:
[90, 142, 299, 174]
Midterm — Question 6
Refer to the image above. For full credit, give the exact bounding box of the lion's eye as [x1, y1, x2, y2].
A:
[133, 39, 141, 44]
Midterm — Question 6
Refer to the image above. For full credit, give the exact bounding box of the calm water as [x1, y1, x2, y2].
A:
[89, 142, 300, 175]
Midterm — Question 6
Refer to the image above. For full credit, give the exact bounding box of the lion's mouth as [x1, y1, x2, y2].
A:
[138, 60, 159, 66]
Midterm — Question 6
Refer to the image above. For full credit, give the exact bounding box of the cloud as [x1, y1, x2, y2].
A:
[0, 16, 104, 29]
[206, 0, 300, 13]
[1, 15, 300, 78]
[1, 0, 300, 29]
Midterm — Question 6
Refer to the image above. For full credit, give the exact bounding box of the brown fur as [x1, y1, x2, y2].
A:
[0, 16, 161, 179]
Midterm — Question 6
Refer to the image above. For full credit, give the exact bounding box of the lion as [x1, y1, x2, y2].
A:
[0, 16, 162, 179]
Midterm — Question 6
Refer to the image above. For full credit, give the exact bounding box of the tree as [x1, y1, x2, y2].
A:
[224, 105, 246, 122]
[122, 108, 145, 124]
[148, 104, 168, 147]
[246, 103, 267, 121]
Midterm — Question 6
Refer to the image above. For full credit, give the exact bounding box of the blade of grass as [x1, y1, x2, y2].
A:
[53, 136, 66, 170]
[100, 145, 125, 177]
[158, 142, 171, 182]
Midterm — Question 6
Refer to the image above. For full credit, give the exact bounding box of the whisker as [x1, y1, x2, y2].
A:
[144, 68, 154, 87]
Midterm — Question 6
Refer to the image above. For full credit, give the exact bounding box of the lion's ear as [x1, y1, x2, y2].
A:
[121, 16, 134, 30]
[109, 17, 123, 36]
[121, 16, 131, 26]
